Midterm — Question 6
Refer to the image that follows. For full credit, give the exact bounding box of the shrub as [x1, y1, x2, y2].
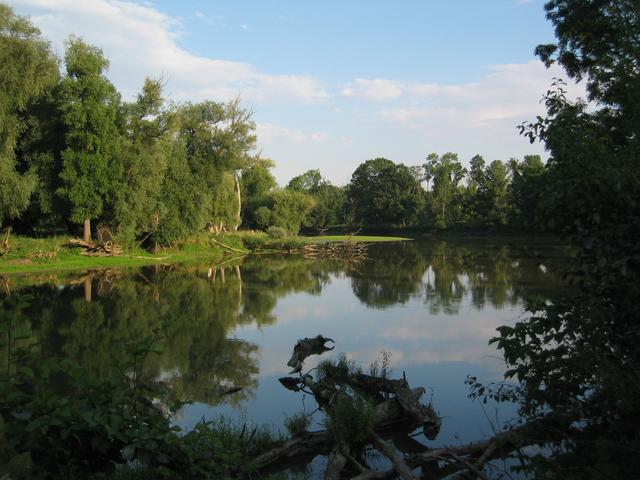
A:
[284, 412, 311, 436]
[266, 226, 287, 239]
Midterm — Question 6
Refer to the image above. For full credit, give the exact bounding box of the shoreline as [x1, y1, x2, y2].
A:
[0, 232, 411, 275]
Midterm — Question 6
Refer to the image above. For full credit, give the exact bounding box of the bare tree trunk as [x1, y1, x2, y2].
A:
[233, 171, 241, 232]
[83, 218, 91, 243]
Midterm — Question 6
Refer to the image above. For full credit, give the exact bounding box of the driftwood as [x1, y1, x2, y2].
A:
[286, 334, 335, 373]
[257, 336, 441, 479]
[66, 238, 123, 256]
[212, 239, 249, 254]
[253, 336, 541, 479]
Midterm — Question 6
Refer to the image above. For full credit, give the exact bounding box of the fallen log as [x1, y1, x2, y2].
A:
[257, 337, 443, 478]
[254, 336, 546, 479]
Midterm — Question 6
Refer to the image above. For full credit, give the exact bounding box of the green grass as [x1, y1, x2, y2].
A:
[0, 232, 410, 275]
[0, 234, 230, 275]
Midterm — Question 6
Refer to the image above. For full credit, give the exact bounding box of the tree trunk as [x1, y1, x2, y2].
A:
[233, 171, 241, 232]
[83, 218, 91, 243]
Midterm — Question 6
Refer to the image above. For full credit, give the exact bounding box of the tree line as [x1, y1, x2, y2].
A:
[1, 3, 553, 248]
[242, 151, 546, 233]
[1, 4, 257, 247]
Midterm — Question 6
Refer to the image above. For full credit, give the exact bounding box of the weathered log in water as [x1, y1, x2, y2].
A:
[251, 337, 441, 478]
[286, 334, 335, 374]
[253, 389, 435, 475]
[252, 336, 544, 479]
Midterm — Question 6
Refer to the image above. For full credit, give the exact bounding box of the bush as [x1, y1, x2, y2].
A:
[0, 314, 283, 480]
[266, 226, 287, 239]
[283, 412, 311, 436]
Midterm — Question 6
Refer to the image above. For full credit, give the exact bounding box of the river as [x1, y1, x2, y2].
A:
[0, 237, 571, 476]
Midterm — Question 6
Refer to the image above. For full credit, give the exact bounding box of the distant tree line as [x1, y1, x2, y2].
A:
[239, 152, 547, 234]
[1, 3, 552, 247]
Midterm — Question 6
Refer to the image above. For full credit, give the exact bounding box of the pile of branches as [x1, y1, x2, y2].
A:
[253, 335, 537, 479]
[66, 226, 123, 256]
[300, 241, 369, 261]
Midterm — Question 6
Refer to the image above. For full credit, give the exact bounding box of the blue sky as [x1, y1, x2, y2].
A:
[9, 0, 584, 185]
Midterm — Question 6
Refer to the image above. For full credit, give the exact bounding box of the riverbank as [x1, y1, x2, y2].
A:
[0, 231, 411, 275]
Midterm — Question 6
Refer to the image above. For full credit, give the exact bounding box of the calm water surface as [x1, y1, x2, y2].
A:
[1, 238, 570, 461]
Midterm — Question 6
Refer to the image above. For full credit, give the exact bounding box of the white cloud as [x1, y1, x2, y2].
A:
[369, 61, 586, 129]
[256, 123, 329, 145]
[341, 78, 404, 101]
[378, 107, 433, 123]
[11, 0, 329, 103]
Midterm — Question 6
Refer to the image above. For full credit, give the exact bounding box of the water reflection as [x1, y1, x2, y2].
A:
[355, 240, 567, 313]
[0, 239, 569, 423]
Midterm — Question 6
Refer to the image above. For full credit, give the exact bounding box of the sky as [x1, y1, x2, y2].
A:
[8, 0, 586, 185]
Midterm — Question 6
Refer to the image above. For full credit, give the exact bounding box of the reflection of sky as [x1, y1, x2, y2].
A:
[178, 271, 523, 446]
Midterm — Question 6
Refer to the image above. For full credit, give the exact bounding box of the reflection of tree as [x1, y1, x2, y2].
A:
[349, 240, 568, 313]
[1, 267, 245, 407]
[4, 268, 258, 407]
[238, 255, 341, 325]
[0, 255, 347, 410]
[350, 242, 428, 309]
[1, 243, 568, 412]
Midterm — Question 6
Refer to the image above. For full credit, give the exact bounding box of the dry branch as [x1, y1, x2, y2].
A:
[253, 336, 548, 479]
[212, 238, 249, 254]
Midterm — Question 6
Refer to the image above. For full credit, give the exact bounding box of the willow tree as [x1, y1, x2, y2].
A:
[57, 37, 121, 242]
[0, 4, 58, 227]
[240, 157, 277, 229]
[115, 78, 169, 244]
[176, 99, 256, 234]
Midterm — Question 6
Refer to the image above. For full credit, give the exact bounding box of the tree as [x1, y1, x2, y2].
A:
[174, 99, 256, 233]
[240, 158, 277, 229]
[114, 78, 169, 244]
[254, 189, 315, 235]
[467, 154, 486, 194]
[0, 4, 58, 227]
[423, 153, 466, 228]
[57, 37, 121, 242]
[484, 1, 640, 477]
[287, 169, 324, 192]
[508, 155, 545, 228]
[480, 159, 510, 226]
[151, 133, 206, 246]
[348, 158, 424, 227]
[288, 169, 346, 229]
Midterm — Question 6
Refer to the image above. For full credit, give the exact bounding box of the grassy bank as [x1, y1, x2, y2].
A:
[0, 231, 410, 275]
